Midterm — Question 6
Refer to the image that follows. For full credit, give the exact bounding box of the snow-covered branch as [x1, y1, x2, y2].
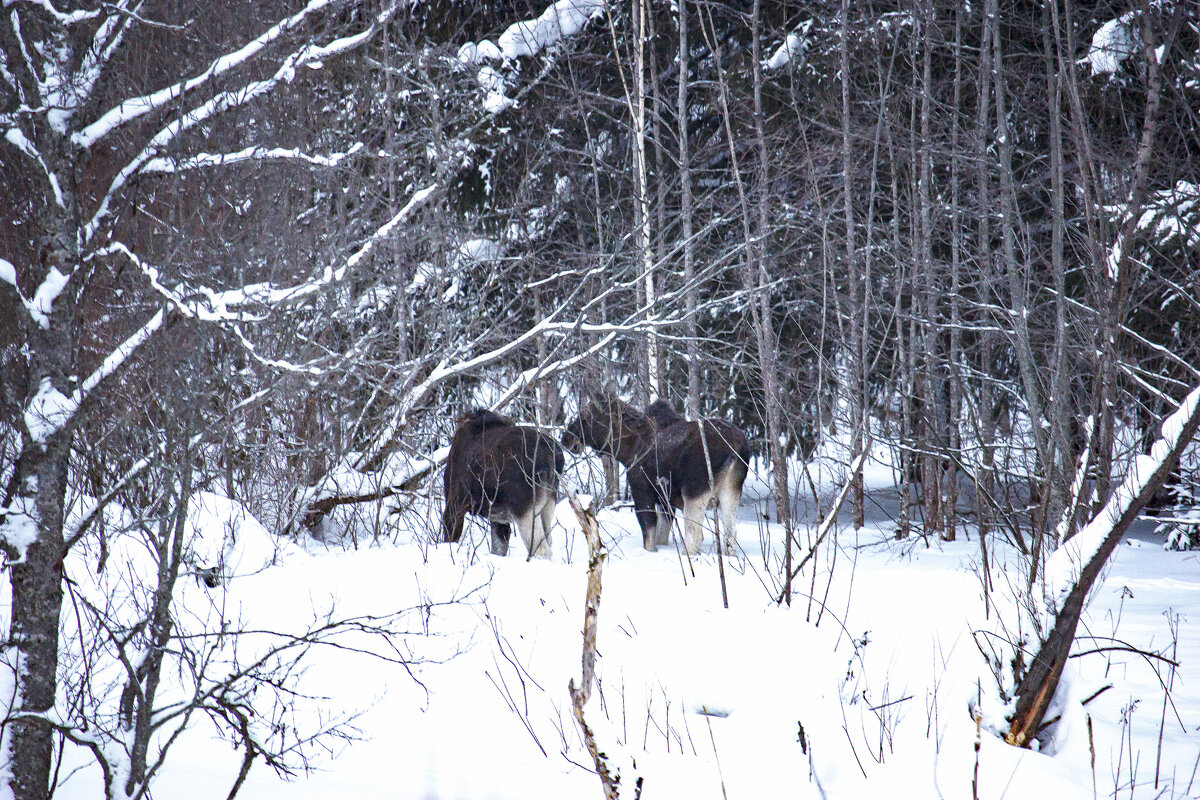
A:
[344, 184, 439, 272]
[0, 256, 50, 327]
[457, 0, 607, 114]
[97, 242, 263, 323]
[73, 1, 134, 112]
[82, 1, 406, 243]
[75, 0, 353, 148]
[23, 308, 167, 446]
[11, 0, 102, 26]
[763, 21, 813, 72]
[341, 319, 614, 479]
[140, 142, 364, 174]
[1045, 381, 1200, 603]
[3, 126, 66, 208]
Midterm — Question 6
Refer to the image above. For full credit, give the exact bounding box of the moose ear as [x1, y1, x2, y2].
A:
[601, 379, 619, 399]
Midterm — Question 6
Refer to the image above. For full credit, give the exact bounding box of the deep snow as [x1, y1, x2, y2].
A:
[7, 455, 1200, 799]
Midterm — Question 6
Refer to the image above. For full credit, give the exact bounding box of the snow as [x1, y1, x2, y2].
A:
[186, 491, 282, 579]
[7, 449, 1197, 800]
[23, 377, 76, 445]
[28, 265, 70, 328]
[1084, 13, 1141, 75]
[1138, 181, 1200, 248]
[0, 256, 16, 290]
[763, 22, 813, 72]
[4, 126, 38, 160]
[483, 88, 516, 115]
[0, 494, 40, 562]
[456, 238, 505, 264]
[458, 0, 607, 113]
[457, 40, 502, 65]
[140, 142, 363, 173]
[493, 0, 606, 61]
[476, 65, 515, 114]
[75, 0, 343, 148]
[1047, 382, 1200, 603]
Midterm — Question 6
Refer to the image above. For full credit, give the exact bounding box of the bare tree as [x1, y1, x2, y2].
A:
[0, 3, 415, 795]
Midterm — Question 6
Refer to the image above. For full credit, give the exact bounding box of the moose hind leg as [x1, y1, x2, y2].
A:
[634, 506, 660, 552]
[512, 504, 542, 561]
[490, 521, 511, 556]
[715, 464, 743, 555]
[531, 489, 555, 559]
[682, 492, 711, 555]
[654, 512, 672, 547]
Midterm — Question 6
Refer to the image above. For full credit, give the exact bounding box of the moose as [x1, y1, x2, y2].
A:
[442, 409, 563, 558]
[562, 393, 750, 555]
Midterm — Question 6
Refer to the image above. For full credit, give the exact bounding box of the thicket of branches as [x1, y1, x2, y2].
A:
[3, 0, 1199, 796]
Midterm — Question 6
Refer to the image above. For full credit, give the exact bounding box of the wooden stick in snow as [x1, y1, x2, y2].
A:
[566, 491, 642, 800]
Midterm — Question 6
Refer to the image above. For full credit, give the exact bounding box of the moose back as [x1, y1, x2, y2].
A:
[442, 409, 563, 558]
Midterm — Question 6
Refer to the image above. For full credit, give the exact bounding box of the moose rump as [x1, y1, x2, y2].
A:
[442, 409, 563, 558]
[640, 400, 750, 555]
[563, 395, 750, 555]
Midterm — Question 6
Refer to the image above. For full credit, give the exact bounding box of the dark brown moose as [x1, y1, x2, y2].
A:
[562, 394, 749, 554]
[442, 409, 563, 558]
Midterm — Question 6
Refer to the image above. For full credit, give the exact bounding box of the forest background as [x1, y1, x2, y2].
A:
[2, 0, 1200, 798]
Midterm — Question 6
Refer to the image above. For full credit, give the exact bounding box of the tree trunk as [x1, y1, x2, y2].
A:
[839, 0, 866, 530]
[631, 0, 660, 397]
[750, 0, 791, 546]
[4, 124, 82, 799]
[677, 0, 700, 419]
[1009, 384, 1200, 746]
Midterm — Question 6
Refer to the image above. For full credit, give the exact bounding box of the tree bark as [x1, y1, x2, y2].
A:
[1008, 384, 1200, 746]
[839, 0, 866, 530]
[4, 98, 82, 800]
[750, 0, 792, 547]
[677, 0, 701, 419]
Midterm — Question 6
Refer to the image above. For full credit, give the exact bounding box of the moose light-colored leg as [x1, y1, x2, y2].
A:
[710, 460, 739, 554]
[716, 498, 737, 556]
[654, 513, 672, 547]
[682, 492, 711, 554]
[531, 488, 556, 559]
[513, 505, 539, 560]
[715, 464, 742, 556]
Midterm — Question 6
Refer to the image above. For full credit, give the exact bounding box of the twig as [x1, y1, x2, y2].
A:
[778, 441, 872, 605]
[1088, 713, 1097, 800]
[1032, 686, 1113, 734]
[702, 708, 729, 800]
[972, 682, 982, 800]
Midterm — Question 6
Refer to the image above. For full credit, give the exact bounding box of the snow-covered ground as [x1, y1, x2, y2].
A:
[13, 455, 1200, 799]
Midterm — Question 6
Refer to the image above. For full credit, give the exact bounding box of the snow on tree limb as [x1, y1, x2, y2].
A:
[27, 266, 70, 328]
[0, 256, 52, 328]
[22, 308, 168, 446]
[344, 184, 439, 272]
[74, 0, 359, 149]
[0, 257, 16, 290]
[140, 143, 364, 174]
[1008, 380, 1200, 747]
[73, 1, 133, 113]
[82, 1, 406, 244]
[1046, 382, 1200, 603]
[763, 22, 813, 71]
[11, 0, 102, 26]
[1082, 12, 1140, 75]
[459, 0, 606, 63]
[3, 126, 66, 208]
[351, 311, 597, 471]
[458, 0, 607, 114]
